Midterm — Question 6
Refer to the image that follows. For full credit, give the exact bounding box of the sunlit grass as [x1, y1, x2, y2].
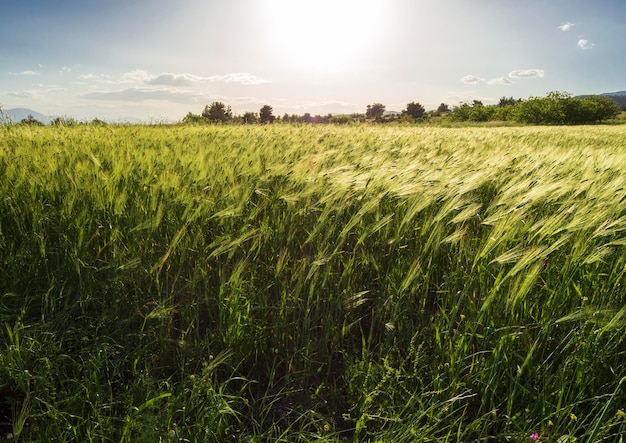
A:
[1, 123, 626, 441]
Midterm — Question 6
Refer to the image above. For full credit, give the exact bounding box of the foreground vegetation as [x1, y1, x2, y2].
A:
[1, 124, 626, 442]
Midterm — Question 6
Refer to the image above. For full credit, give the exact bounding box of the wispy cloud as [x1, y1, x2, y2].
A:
[558, 22, 574, 31]
[80, 87, 205, 103]
[443, 92, 496, 105]
[286, 99, 359, 114]
[461, 75, 484, 85]
[10, 70, 40, 76]
[79, 73, 112, 81]
[79, 87, 276, 112]
[116, 70, 271, 86]
[8, 90, 44, 99]
[577, 39, 594, 50]
[509, 69, 544, 79]
[35, 84, 67, 94]
[207, 73, 271, 85]
[146, 73, 202, 86]
[488, 77, 513, 85]
[461, 75, 514, 86]
[122, 70, 152, 83]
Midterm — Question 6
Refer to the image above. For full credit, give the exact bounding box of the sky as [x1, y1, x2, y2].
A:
[1, 0, 625, 122]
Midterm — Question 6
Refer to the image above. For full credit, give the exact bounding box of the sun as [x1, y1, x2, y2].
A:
[263, 0, 386, 71]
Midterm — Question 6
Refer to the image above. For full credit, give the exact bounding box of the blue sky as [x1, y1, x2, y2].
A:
[1, 0, 624, 121]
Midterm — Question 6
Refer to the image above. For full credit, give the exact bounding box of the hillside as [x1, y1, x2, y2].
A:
[602, 91, 626, 107]
[575, 91, 626, 107]
[0, 108, 51, 125]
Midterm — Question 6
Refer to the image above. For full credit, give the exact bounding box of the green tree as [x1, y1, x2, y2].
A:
[436, 103, 451, 115]
[366, 103, 385, 121]
[580, 95, 621, 122]
[468, 101, 495, 122]
[20, 114, 44, 126]
[51, 116, 77, 127]
[329, 115, 352, 124]
[449, 103, 471, 121]
[242, 111, 258, 124]
[182, 112, 206, 124]
[259, 105, 275, 123]
[493, 105, 515, 121]
[497, 96, 519, 107]
[450, 101, 495, 122]
[202, 101, 233, 123]
[514, 92, 569, 125]
[403, 102, 426, 120]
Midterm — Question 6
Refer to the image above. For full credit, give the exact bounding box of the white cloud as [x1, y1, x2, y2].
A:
[79, 73, 110, 80]
[577, 39, 594, 50]
[60, 66, 72, 74]
[35, 84, 67, 94]
[80, 87, 206, 103]
[508, 69, 545, 79]
[146, 73, 202, 87]
[207, 73, 271, 85]
[117, 70, 270, 86]
[10, 70, 40, 76]
[559, 22, 574, 31]
[122, 70, 152, 82]
[8, 90, 44, 99]
[461, 75, 484, 85]
[488, 77, 513, 85]
[76, 74, 116, 86]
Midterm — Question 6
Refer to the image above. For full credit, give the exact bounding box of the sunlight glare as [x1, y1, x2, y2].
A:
[264, 0, 386, 72]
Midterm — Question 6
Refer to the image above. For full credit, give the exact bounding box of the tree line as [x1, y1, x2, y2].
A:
[183, 101, 452, 125]
[448, 92, 621, 124]
[185, 92, 621, 127]
[2, 91, 622, 127]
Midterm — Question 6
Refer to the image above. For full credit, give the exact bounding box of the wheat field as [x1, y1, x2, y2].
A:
[1, 124, 625, 442]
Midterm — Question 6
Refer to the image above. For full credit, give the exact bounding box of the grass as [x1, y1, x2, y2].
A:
[1, 123, 626, 441]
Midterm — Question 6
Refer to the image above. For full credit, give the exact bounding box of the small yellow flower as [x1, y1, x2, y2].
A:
[460, 314, 466, 321]
[582, 296, 589, 302]
[547, 419, 553, 426]
[570, 413, 577, 421]
[323, 423, 330, 432]
[143, 185, 148, 191]
[617, 409, 625, 419]
[168, 429, 177, 439]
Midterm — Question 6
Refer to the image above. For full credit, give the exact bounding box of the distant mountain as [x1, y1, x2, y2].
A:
[0, 108, 148, 125]
[602, 94, 626, 107]
[0, 108, 52, 125]
[599, 91, 626, 107]
[576, 91, 626, 107]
